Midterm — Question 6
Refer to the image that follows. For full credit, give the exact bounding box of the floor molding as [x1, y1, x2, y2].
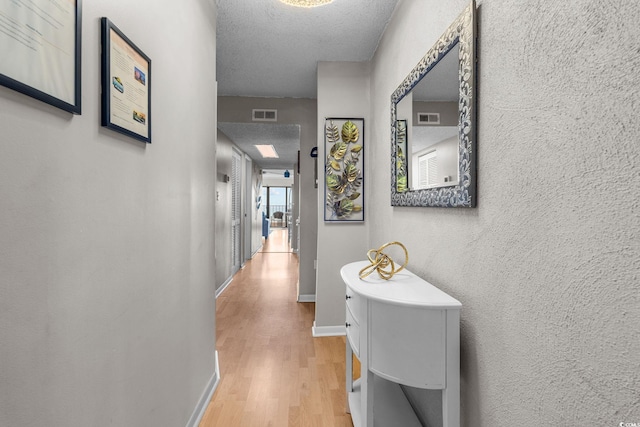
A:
[297, 294, 316, 303]
[215, 277, 233, 299]
[312, 321, 346, 337]
[185, 351, 220, 427]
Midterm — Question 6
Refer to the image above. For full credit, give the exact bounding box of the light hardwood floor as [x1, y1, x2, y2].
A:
[199, 229, 358, 427]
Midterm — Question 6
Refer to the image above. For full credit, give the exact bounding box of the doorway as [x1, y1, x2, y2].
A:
[262, 186, 292, 229]
[231, 148, 242, 274]
[243, 155, 252, 263]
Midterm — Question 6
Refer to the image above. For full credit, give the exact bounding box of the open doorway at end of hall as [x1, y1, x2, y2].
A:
[262, 186, 292, 229]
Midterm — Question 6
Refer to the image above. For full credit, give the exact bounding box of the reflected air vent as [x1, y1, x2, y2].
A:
[417, 112, 440, 125]
[252, 109, 277, 122]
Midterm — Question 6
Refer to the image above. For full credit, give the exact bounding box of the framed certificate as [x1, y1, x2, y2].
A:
[101, 18, 151, 143]
[0, 0, 82, 114]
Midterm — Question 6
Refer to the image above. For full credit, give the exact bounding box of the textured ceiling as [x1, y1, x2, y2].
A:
[216, 0, 400, 99]
[218, 122, 301, 170]
[412, 43, 459, 102]
[216, 0, 399, 171]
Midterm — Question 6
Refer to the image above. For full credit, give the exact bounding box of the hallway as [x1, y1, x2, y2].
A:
[199, 229, 355, 427]
[259, 227, 293, 254]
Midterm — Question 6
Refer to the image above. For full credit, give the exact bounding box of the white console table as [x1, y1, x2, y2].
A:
[341, 261, 461, 427]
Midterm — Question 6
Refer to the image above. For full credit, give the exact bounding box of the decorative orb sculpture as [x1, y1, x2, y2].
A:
[358, 241, 409, 281]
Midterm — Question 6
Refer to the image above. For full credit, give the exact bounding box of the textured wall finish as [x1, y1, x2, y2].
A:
[368, 0, 640, 425]
[216, 0, 398, 98]
[315, 61, 371, 329]
[0, 0, 218, 425]
[216, 130, 235, 290]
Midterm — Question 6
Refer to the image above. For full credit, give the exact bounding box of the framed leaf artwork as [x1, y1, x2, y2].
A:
[324, 118, 364, 222]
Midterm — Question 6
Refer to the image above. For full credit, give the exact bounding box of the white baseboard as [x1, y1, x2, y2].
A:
[312, 321, 346, 337]
[185, 351, 220, 427]
[297, 294, 316, 303]
[215, 277, 233, 299]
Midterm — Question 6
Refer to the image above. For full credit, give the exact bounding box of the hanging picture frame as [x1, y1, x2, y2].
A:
[0, 0, 82, 114]
[324, 118, 364, 222]
[101, 18, 151, 143]
[395, 120, 408, 192]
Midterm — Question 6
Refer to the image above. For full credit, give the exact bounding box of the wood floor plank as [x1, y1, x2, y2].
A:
[199, 229, 356, 427]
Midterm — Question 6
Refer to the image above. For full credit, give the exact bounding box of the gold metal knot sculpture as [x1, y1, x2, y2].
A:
[358, 241, 409, 280]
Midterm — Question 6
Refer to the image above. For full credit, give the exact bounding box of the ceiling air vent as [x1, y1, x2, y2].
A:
[417, 112, 440, 125]
[252, 109, 277, 122]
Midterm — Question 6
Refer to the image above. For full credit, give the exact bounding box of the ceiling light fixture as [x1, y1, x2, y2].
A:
[279, 0, 334, 8]
[255, 144, 279, 158]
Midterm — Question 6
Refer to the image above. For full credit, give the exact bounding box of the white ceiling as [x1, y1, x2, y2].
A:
[216, 0, 400, 170]
[216, 0, 400, 99]
[218, 122, 300, 170]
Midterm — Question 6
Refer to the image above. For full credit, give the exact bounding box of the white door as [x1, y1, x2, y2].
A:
[231, 149, 242, 274]
[244, 155, 252, 262]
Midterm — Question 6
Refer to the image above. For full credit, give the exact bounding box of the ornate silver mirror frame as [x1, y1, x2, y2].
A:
[390, 0, 477, 207]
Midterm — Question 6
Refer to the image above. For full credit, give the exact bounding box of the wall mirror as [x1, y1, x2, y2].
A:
[391, 0, 476, 207]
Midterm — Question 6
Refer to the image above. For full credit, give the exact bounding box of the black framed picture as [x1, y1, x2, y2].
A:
[0, 0, 82, 114]
[101, 18, 151, 143]
[395, 120, 408, 192]
[324, 118, 364, 222]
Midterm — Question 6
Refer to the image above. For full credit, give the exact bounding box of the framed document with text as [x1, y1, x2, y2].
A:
[0, 0, 82, 114]
[101, 18, 151, 143]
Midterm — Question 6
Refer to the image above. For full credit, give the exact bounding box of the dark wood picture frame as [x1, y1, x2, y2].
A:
[0, 0, 82, 114]
[101, 18, 152, 143]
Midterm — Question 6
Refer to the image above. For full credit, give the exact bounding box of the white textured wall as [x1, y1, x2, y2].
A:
[262, 176, 295, 187]
[0, 0, 218, 425]
[315, 61, 371, 329]
[368, 0, 640, 425]
[215, 130, 265, 287]
[216, 130, 234, 289]
[250, 162, 264, 256]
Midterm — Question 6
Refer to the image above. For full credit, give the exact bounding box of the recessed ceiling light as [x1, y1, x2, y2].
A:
[279, 0, 334, 8]
[255, 144, 279, 158]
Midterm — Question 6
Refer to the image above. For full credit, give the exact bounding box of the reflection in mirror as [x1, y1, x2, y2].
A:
[391, 0, 476, 208]
[396, 120, 408, 192]
[396, 42, 460, 191]
[411, 126, 458, 189]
